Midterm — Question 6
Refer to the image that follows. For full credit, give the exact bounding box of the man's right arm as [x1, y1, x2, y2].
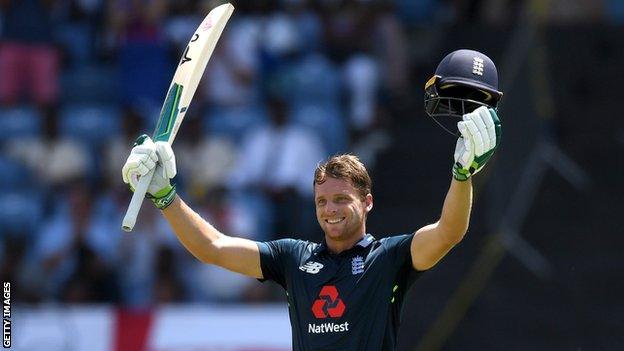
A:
[162, 195, 263, 279]
[121, 135, 264, 280]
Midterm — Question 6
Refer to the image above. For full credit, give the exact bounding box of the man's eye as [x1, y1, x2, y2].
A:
[317, 199, 326, 206]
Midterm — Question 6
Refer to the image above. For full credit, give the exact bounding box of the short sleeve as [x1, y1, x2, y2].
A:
[382, 233, 416, 271]
[382, 233, 423, 296]
[256, 238, 299, 289]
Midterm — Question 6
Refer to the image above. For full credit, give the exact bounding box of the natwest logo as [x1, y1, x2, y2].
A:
[311, 285, 346, 319]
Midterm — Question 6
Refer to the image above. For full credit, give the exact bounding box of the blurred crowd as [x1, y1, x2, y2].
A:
[0, 0, 621, 307]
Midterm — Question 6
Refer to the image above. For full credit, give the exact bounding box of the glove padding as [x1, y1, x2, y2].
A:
[452, 106, 501, 181]
[121, 134, 177, 209]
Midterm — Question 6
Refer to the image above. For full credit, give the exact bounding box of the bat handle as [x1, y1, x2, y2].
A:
[121, 168, 155, 232]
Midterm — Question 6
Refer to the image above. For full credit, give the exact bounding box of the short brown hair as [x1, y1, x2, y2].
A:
[314, 154, 372, 199]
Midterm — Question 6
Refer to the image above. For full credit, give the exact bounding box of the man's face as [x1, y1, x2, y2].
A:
[314, 177, 373, 242]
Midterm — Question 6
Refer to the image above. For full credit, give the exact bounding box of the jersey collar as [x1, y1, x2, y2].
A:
[356, 234, 375, 248]
[315, 234, 375, 255]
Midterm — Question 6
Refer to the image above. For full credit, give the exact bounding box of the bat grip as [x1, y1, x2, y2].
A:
[121, 168, 155, 232]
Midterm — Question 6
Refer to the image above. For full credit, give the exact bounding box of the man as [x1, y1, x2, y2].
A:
[122, 49, 503, 350]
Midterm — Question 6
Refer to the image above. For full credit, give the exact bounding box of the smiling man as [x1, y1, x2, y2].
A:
[122, 49, 502, 351]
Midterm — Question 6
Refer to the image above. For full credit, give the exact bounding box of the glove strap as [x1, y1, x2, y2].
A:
[147, 184, 177, 210]
[452, 163, 471, 181]
[134, 134, 149, 146]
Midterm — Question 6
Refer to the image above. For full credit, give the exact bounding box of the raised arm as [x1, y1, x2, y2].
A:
[122, 135, 263, 279]
[410, 107, 501, 271]
[162, 196, 263, 278]
[410, 179, 472, 270]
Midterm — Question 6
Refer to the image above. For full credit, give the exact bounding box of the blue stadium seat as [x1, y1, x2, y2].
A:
[607, 0, 624, 23]
[291, 103, 347, 155]
[0, 191, 43, 237]
[291, 54, 341, 107]
[0, 105, 42, 140]
[54, 22, 93, 66]
[205, 106, 268, 143]
[0, 156, 33, 190]
[394, 0, 441, 24]
[59, 103, 122, 145]
[119, 42, 173, 106]
[229, 191, 274, 241]
[60, 65, 120, 104]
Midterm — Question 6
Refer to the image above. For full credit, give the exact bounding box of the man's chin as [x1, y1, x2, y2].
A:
[324, 227, 362, 243]
[323, 228, 345, 241]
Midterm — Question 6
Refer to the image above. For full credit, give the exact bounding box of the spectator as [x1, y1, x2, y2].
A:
[372, 2, 411, 97]
[32, 180, 121, 302]
[322, 1, 383, 131]
[0, 0, 61, 108]
[0, 231, 27, 300]
[117, 203, 184, 306]
[188, 187, 265, 302]
[106, 0, 172, 108]
[104, 104, 145, 190]
[163, 0, 202, 53]
[174, 117, 238, 201]
[3, 112, 90, 189]
[343, 54, 380, 132]
[201, 7, 262, 108]
[228, 96, 326, 240]
[153, 245, 185, 303]
[53, 0, 106, 66]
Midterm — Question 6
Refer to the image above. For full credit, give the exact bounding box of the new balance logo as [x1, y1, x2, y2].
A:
[351, 256, 364, 275]
[311, 285, 345, 319]
[299, 261, 324, 274]
[472, 57, 484, 76]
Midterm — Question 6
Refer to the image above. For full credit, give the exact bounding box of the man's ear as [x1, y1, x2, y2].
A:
[365, 193, 373, 212]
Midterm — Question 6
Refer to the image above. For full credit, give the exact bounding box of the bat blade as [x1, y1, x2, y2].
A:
[122, 3, 234, 232]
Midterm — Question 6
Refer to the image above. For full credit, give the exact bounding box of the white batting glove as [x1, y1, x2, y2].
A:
[122, 134, 178, 209]
[452, 106, 501, 181]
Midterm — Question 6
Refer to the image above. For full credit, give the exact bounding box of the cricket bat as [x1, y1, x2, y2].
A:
[121, 3, 234, 232]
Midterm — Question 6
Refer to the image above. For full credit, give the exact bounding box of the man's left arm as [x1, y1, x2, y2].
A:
[410, 106, 501, 271]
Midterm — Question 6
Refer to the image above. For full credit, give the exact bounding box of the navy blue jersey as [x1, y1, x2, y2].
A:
[257, 234, 422, 351]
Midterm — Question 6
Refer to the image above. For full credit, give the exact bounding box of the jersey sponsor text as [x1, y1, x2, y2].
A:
[308, 321, 350, 334]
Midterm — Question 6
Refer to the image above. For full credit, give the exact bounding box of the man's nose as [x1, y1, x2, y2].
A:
[325, 202, 338, 214]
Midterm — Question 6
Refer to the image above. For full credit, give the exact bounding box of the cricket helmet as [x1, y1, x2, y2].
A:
[424, 49, 503, 136]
